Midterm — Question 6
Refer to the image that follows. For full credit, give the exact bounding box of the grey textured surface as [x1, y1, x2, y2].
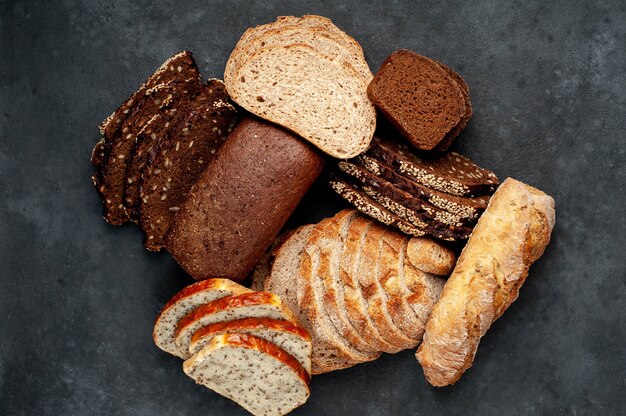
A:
[1, 0, 625, 415]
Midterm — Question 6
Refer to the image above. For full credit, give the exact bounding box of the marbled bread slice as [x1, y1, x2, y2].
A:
[367, 49, 465, 151]
[152, 278, 252, 358]
[357, 154, 488, 220]
[139, 79, 238, 251]
[226, 43, 375, 159]
[183, 333, 310, 416]
[175, 291, 297, 360]
[368, 137, 499, 197]
[340, 215, 403, 353]
[189, 317, 312, 375]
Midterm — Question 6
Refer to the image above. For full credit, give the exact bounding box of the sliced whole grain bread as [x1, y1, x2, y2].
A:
[368, 137, 499, 197]
[315, 210, 381, 353]
[175, 291, 297, 360]
[367, 49, 466, 151]
[434, 62, 473, 151]
[405, 237, 457, 276]
[188, 318, 312, 375]
[152, 278, 252, 358]
[140, 79, 238, 251]
[225, 41, 375, 158]
[357, 154, 488, 220]
[340, 216, 403, 353]
[183, 333, 310, 416]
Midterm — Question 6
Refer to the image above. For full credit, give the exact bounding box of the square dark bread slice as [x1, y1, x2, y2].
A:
[435, 62, 473, 151]
[367, 49, 466, 151]
[95, 79, 201, 225]
[368, 137, 499, 197]
[123, 80, 223, 222]
[140, 79, 238, 251]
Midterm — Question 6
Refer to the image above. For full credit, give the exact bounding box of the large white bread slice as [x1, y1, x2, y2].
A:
[188, 317, 312, 375]
[174, 291, 296, 359]
[184, 333, 310, 416]
[152, 278, 251, 358]
[225, 42, 376, 158]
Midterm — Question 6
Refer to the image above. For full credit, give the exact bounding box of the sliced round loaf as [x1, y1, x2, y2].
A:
[189, 317, 312, 375]
[405, 237, 457, 276]
[152, 278, 251, 358]
[175, 291, 296, 359]
[226, 43, 375, 158]
[183, 333, 310, 416]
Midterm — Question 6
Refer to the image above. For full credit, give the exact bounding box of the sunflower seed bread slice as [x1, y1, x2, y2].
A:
[152, 278, 252, 358]
[188, 317, 312, 375]
[183, 333, 310, 416]
[225, 41, 375, 158]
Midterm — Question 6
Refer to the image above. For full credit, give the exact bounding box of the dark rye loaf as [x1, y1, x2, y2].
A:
[367, 49, 466, 151]
[368, 137, 499, 197]
[96, 79, 200, 225]
[166, 117, 325, 282]
[123, 81, 222, 222]
[140, 79, 238, 251]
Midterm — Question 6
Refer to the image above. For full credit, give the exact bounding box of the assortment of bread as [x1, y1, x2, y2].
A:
[91, 14, 556, 416]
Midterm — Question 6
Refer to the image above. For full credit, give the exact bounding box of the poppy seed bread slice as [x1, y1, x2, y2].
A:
[226, 43, 375, 158]
[189, 318, 312, 375]
[183, 333, 310, 416]
[367, 49, 466, 151]
[152, 278, 252, 358]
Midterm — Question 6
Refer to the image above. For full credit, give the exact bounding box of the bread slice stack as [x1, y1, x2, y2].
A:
[224, 15, 376, 158]
[153, 278, 312, 415]
[330, 136, 499, 241]
[257, 209, 455, 374]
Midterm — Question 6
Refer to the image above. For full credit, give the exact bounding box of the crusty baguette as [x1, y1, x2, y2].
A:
[416, 178, 556, 386]
[183, 333, 310, 416]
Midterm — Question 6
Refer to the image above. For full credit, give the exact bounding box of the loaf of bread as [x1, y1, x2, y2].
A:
[165, 117, 325, 282]
[416, 178, 555, 386]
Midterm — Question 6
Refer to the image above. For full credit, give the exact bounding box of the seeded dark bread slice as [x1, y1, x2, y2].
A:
[175, 291, 297, 360]
[434, 62, 473, 151]
[357, 154, 488, 220]
[183, 333, 310, 416]
[315, 210, 381, 353]
[189, 318, 312, 375]
[123, 80, 217, 222]
[140, 80, 238, 251]
[340, 216, 403, 353]
[225, 42, 376, 159]
[152, 278, 252, 358]
[338, 160, 473, 227]
[329, 177, 428, 238]
[367, 49, 465, 151]
[368, 137, 499, 197]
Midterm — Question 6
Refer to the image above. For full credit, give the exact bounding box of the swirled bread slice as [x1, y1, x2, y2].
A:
[189, 318, 312, 375]
[183, 333, 310, 416]
[175, 291, 296, 360]
[226, 42, 375, 158]
[152, 278, 251, 358]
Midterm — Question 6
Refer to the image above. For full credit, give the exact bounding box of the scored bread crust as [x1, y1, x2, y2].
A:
[174, 291, 297, 359]
[416, 178, 556, 386]
[152, 278, 252, 358]
[405, 237, 457, 276]
[340, 216, 403, 353]
[226, 42, 375, 159]
[183, 333, 310, 416]
[315, 210, 381, 353]
[188, 317, 312, 375]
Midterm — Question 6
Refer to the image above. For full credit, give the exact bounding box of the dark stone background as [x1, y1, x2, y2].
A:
[1, 1, 624, 415]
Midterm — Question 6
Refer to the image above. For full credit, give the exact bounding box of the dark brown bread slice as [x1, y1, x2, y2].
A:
[337, 160, 473, 227]
[434, 62, 473, 151]
[367, 49, 465, 150]
[368, 137, 499, 197]
[140, 79, 238, 251]
[96, 80, 200, 225]
[165, 117, 325, 281]
[123, 81, 220, 222]
[356, 154, 488, 220]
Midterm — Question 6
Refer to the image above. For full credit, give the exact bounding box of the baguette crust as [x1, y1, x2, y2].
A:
[416, 178, 555, 386]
